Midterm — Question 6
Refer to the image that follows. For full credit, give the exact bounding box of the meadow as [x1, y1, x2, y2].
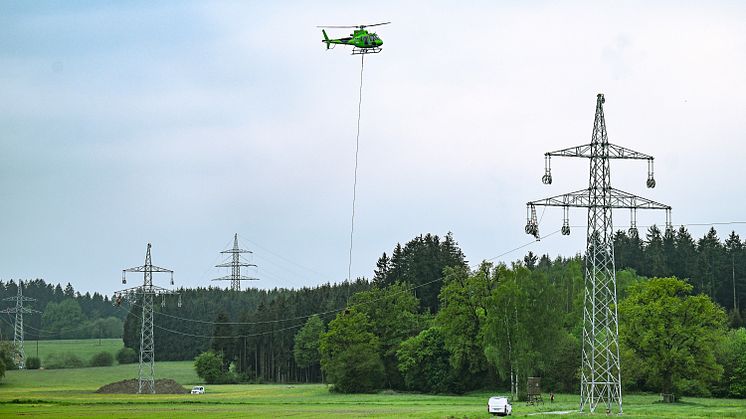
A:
[2, 359, 746, 418]
[25, 338, 123, 365]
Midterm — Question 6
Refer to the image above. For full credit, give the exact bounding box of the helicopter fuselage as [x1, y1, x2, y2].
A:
[322, 29, 383, 49]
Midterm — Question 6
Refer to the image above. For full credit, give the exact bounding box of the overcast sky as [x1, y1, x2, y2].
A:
[1, 1, 745, 295]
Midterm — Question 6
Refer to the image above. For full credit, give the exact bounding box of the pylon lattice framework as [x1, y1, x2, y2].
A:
[114, 243, 180, 394]
[525, 94, 672, 414]
[212, 234, 258, 292]
[0, 280, 40, 369]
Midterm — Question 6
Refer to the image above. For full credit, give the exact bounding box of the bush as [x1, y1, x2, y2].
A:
[90, 351, 114, 367]
[26, 357, 41, 370]
[193, 352, 237, 384]
[44, 352, 84, 369]
[326, 343, 384, 393]
[116, 347, 138, 364]
[194, 352, 224, 384]
[0, 342, 18, 372]
[715, 327, 746, 398]
[397, 327, 453, 393]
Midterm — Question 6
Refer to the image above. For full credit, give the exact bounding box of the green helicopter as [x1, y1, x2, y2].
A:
[318, 22, 389, 54]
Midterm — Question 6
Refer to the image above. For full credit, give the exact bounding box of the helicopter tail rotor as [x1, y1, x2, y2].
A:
[322, 29, 330, 49]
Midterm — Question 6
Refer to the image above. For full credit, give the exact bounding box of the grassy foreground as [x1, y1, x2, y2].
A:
[1, 362, 746, 418]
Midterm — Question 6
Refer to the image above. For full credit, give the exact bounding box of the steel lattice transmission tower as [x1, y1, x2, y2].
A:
[1, 280, 40, 369]
[525, 94, 672, 414]
[212, 234, 258, 291]
[114, 243, 181, 394]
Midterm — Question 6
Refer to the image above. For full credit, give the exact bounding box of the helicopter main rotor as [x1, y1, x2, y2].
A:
[317, 22, 390, 29]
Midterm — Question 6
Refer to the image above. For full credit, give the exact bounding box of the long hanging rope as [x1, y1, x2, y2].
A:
[347, 54, 365, 286]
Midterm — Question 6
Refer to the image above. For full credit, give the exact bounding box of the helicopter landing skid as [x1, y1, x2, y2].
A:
[352, 47, 382, 55]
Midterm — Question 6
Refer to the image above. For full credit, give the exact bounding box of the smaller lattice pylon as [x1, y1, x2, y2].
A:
[1, 280, 41, 369]
[212, 234, 258, 291]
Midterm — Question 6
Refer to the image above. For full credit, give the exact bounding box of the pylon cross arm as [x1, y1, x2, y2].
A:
[3, 297, 36, 302]
[607, 188, 670, 210]
[527, 188, 591, 208]
[546, 143, 652, 160]
[20, 308, 41, 314]
[149, 285, 180, 295]
[215, 262, 256, 268]
[124, 265, 173, 273]
[220, 248, 252, 254]
[1, 307, 38, 313]
[212, 276, 259, 281]
[527, 187, 670, 210]
[114, 285, 145, 295]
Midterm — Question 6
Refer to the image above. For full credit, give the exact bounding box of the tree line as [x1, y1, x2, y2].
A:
[184, 229, 746, 400]
[613, 225, 746, 325]
[0, 279, 123, 340]
[122, 233, 465, 382]
[5, 226, 746, 399]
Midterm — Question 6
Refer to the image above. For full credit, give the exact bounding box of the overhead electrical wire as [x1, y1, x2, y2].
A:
[195, 235, 235, 284]
[236, 233, 328, 280]
[141, 218, 746, 332]
[128, 309, 307, 340]
[146, 231, 558, 330]
[7, 222, 743, 338]
[0, 315, 99, 338]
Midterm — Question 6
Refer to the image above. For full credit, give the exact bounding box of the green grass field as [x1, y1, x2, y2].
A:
[1, 359, 745, 418]
[26, 338, 123, 365]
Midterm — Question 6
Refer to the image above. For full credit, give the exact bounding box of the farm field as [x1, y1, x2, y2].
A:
[1, 361, 746, 418]
[25, 338, 123, 365]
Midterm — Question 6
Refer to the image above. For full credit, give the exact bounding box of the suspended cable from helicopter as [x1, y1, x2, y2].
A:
[317, 22, 390, 285]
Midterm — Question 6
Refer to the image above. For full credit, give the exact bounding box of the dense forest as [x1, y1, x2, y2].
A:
[613, 226, 746, 318]
[0, 280, 123, 340]
[3, 227, 746, 399]
[127, 228, 746, 399]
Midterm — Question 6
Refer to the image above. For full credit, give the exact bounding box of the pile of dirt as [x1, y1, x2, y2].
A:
[95, 379, 189, 394]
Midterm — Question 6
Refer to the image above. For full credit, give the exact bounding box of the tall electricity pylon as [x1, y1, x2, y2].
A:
[212, 234, 258, 291]
[114, 243, 180, 394]
[525, 94, 672, 414]
[1, 280, 40, 369]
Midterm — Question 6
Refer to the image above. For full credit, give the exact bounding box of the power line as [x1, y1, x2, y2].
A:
[194, 236, 235, 283]
[0, 315, 102, 337]
[147, 232, 559, 328]
[128, 308, 307, 340]
[483, 230, 560, 263]
[224, 221, 746, 289]
[236, 233, 329, 280]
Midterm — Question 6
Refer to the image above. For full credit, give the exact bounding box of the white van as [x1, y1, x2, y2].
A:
[191, 386, 205, 394]
[488, 396, 512, 416]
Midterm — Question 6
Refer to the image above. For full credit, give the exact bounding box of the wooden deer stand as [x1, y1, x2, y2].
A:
[527, 376, 544, 406]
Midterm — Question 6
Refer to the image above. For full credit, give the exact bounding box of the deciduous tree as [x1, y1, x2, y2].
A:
[293, 315, 324, 382]
[619, 277, 726, 398]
